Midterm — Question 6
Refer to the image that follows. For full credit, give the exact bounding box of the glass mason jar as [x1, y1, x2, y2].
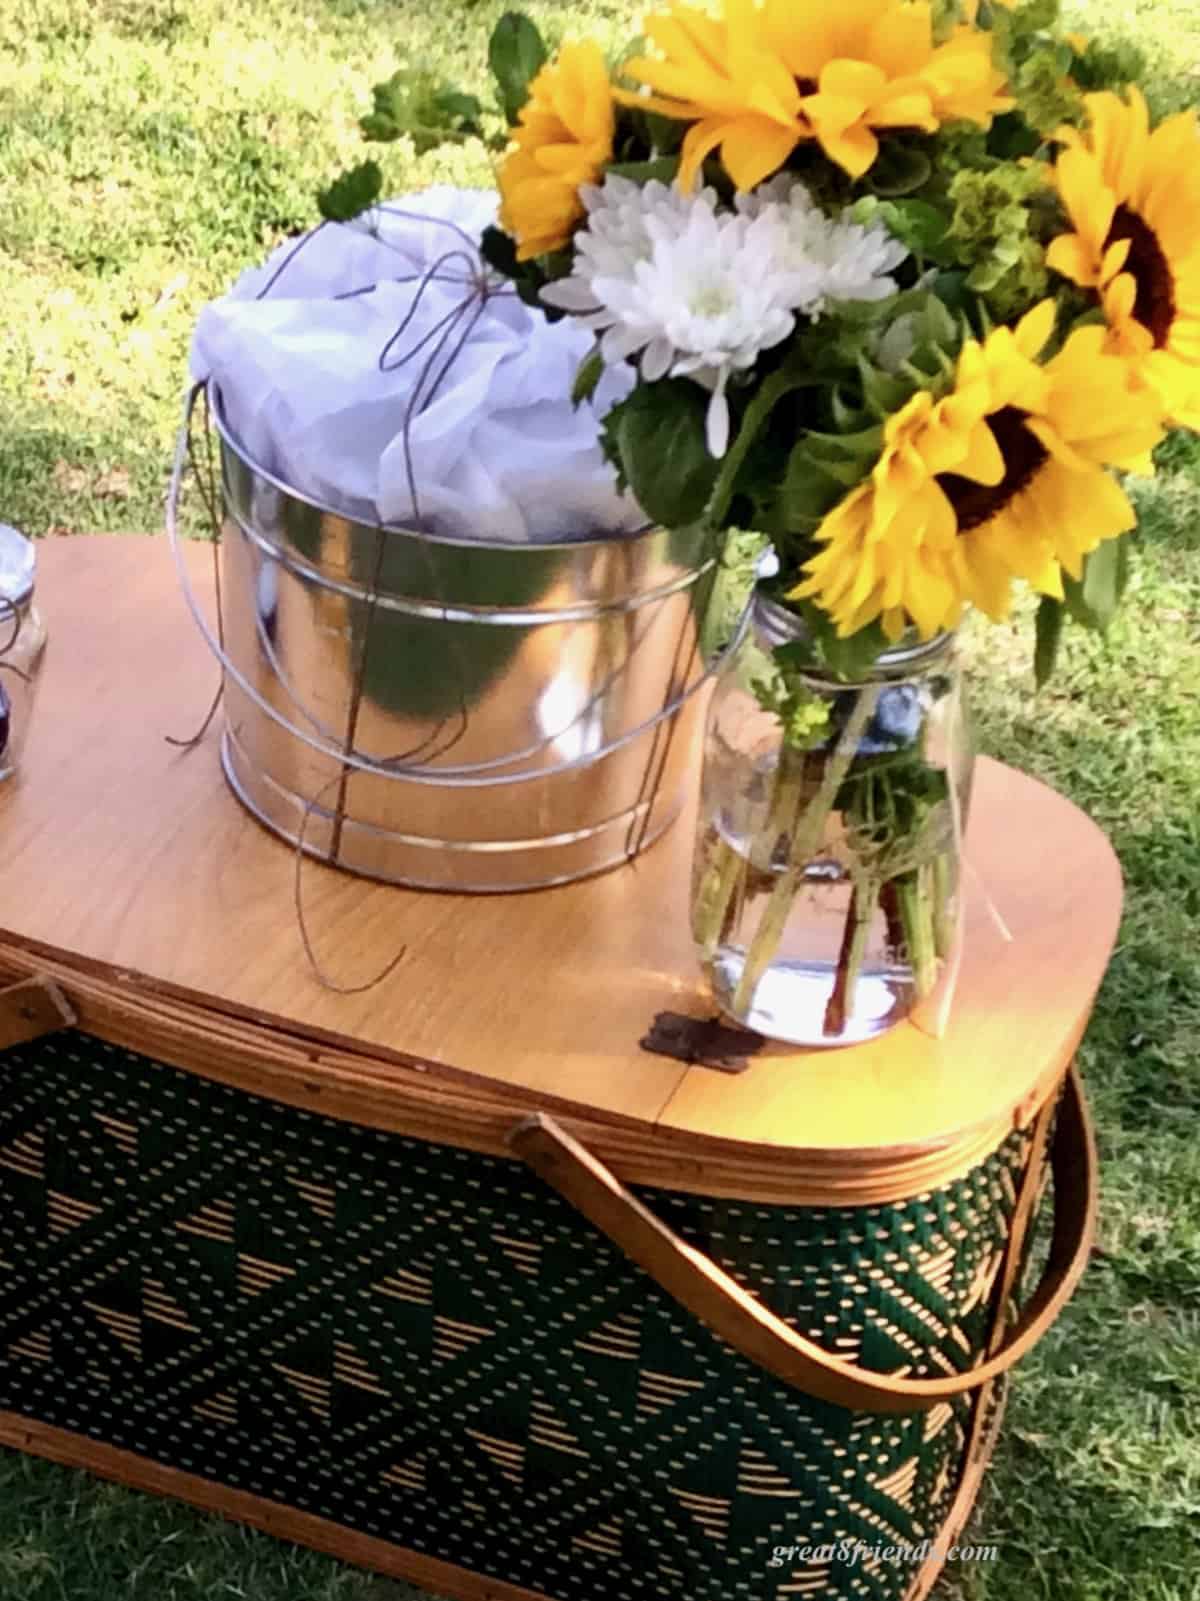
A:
[692, 589, 974, 1047]
[0, 526, 48, 784]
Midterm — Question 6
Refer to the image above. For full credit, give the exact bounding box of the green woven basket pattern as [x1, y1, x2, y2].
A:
[0, 1034, 1030, 1601]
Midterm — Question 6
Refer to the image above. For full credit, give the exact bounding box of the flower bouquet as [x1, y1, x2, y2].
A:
[328, 0, 1198, 1041]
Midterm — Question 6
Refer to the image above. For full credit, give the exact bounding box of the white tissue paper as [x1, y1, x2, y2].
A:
[189, 186, 644, 543]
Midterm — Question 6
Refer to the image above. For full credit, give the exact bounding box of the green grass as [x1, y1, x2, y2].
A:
[2, 1, 1200, 1598]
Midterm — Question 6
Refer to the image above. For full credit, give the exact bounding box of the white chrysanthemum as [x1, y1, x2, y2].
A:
[738, 177, 910, 316]
[543, 174, 908, 457]
[545, 185, 811, 456]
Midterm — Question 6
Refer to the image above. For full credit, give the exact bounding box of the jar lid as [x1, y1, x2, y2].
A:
[0, 525, 35, 609]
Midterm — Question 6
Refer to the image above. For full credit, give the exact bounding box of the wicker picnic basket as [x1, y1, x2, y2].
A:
[0, 538, 1119, 1601]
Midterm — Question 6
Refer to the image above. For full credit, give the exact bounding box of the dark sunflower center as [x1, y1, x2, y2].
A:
[936, 406, 1049, 534]
[1105, 203, 1176, 347]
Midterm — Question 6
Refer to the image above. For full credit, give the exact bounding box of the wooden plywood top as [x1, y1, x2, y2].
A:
[0, 536, 1122, 1172]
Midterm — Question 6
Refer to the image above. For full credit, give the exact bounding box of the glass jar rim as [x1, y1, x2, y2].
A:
[750, 588, 954, 676]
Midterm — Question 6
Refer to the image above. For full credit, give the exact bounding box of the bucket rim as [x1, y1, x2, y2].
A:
[206, 379, 668, 555]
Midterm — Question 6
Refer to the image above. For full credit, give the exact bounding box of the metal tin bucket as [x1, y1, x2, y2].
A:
[199, 386, 720, 892]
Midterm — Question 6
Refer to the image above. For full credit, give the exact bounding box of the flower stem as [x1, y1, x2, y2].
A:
[879, 878, 906, 960]
[731, 686, 879, 1019]
[931, 852, 955, 960]
[823, 876, 880, 1039]
[693, 743, 807, 968]
[703, 370, 811, 529]
[755, 743, 809, 870]
[895, 868, 939, 1000]
[693, 829, 747, 966]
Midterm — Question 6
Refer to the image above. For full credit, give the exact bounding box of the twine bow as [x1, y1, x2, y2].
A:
[258, 206, 516, 532]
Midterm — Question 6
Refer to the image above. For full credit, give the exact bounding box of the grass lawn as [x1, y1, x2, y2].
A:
[2, 2, 1199, 1598]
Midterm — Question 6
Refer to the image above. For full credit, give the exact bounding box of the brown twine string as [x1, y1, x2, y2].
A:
[623, 587, 704, 864]
[292, 765, 409, 996]
[286, 221, 499, 990]
[260, 212, 504, 991]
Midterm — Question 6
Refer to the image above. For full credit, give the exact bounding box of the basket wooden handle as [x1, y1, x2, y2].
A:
[509, 1064, 1097, 1416]
[0, 978, 77, 1051]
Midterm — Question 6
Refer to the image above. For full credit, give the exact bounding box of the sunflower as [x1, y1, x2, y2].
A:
[497, 42, 615, 261]
[789, 300, 1166, 641]
[615, 0, 807, 191]
[1047, 88, 1200, 428]
[617, 0, 1011, 189]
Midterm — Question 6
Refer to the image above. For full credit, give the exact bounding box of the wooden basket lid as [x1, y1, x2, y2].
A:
[0, 536, 1121, 1203]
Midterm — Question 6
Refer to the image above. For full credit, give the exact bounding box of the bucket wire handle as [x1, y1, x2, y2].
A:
[509, 1063, 1098, 1416]
[165, 384, 226, 750]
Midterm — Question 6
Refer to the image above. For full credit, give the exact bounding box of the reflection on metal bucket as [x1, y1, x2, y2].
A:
[206, 387, 720, 892]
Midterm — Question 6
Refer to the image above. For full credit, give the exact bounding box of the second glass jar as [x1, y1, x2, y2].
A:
[0, 525, 47, 785]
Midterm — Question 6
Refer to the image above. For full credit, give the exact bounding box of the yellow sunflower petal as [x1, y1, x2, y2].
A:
[816, 58, 889, 107]
[867, 88, 938, 129]
[1102, 272, 1139, 328]
[611, 84, 706, 120]
[958, 533, 1016, 621]
[1045, 233, 1099, 287]
[955, 418, 1007, 485]
[1053, 147, 1114, 261]
[1101, 237, 1133, 283]
[808, 111, 880, 178]
[498, 42, 614, 259]
[717, 115, 806, 189]
[1022, 417, 1093, 474]
[1014, 299, 1058, 361]
[1068, 469, 1138, 544]
[643, 11, 728, 85]
[1084, 87, 1150, 199]
[677, 117, 736, 191]
[865, 0, 932, 78]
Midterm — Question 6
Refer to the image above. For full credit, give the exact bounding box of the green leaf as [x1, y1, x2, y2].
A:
[757, 425, 880, 540]
[700, 528, 768, 658]
[1062, 538, 1130, 632]
[432, 89, 485, 135]
[867, 142, 933, 198]
[477, 224, 566, 316]
[489, 12, 549, 125]
[1034, 595, 1065, 687]
[752, 639, 835, 747]
[360, 66, 484, 153]
[889, 199, 956, 263]
[601, 381, 720, 527]
[606, 157, 681, 184]
[316, 159, 383, 223]
[853, 196, 954, 264]
[571, 348, 605, 408]
[635, 109, 687, 157]
[802, 606, 890, 681]
[479, 223, 520, 276]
